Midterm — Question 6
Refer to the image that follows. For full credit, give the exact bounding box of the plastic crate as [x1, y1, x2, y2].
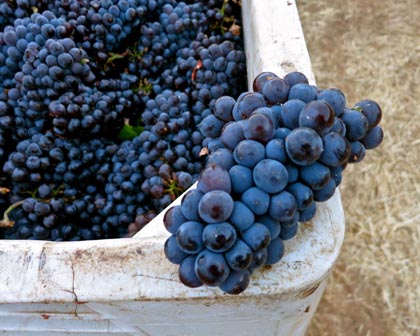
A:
[0, 1, 345, 335]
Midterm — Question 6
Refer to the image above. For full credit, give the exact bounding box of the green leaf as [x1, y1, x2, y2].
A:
[118, 123, 144, 140]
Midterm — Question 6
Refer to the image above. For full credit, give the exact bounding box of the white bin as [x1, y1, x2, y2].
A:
[0, 1, 345, 335]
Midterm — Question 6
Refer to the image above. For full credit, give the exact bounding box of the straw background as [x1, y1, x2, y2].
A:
[297, 0, 420, 335]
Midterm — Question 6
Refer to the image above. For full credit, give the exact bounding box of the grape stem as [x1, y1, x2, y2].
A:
[0, 200, 24, 228]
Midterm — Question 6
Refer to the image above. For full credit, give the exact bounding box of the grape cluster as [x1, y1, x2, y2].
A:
[163, 71, 384, 294]
[0, 0, 247, 240]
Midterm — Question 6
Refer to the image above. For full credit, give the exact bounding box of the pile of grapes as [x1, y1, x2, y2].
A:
[0, 0, 247, 240]
[163, 71, 384, 294]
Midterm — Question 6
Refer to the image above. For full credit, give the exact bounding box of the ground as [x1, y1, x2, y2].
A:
[297, 0, 420, 335]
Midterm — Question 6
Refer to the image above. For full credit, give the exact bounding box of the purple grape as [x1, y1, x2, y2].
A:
[197, 165, 231, 193]
[198, 190, 234, 224]
[229, 201, 255, 232]
[194, 250, 230, 286]
[242, 223, 271, 251]
[202, 222, 237, 253]
[252, 159, 288, 194]
[219, 270, 250, 295]
[285, 127, 324, 166]
[266, 237, 285, 265]
[354, 99, 382, 130]
[320, 132, 351, 167]
[241, 187, 270, 216]
[233, 139, 265, 168]
[224, 239, 253, 270]
[178, 255, 203, 288]
[176, 221, 205, 254]
[360, 126, 383, 149]
[269, 191, 297, 222]
[299, 100, 335, 133]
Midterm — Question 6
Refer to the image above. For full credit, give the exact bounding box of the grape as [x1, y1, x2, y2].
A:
[313, 177, 337, 202]
[252, 159, 288, 194]
[214, 96, 235, 121]
[253, 71, 278, 92]
[229, 201, 255, 232]
[241, 187, 270, 216]
[176, 221, 205, 254]
[266, 237, 285, 265]
[275, 127, 292, 140]
[258, 215, 281, 240]
[341, 108, 369, 141]
[269, 191, 297, 222]
[348, 141, 366, 163]
[320, 132, 351, 167]
[242, 223, 271, 251]
[262, 77, 289, 105]
[197, 164, 231, 193]
[199, 114, 224, 138]
[243, 113, 275, 143]
[164, 235, 189, 264]
[354, 99, 382, 129]
[194, 249, 230, 286]
[198, 190, 234, 224]
[224, 239, 253, 270]
[181, 189, 204, 221]
[206, 148, 235, 171]
[288, 83, 317, 103]
[287, 182, 314, 210]
[279, 223, 299, 240]
[265, 138, 287, 163]
[233, 139, 265, 168]
[219, 270, 250, 295]
[251, 107, 278, 128]
[299, 100, 335, 133]
[178, 255, 203, 288]
[284, 71, 309, 88]
[285, 127, 324, 166]
[235, 92, 266, 120]
[360, 126, 384, 149]
[202, 222, 237, 253]
[299, 202, 317, 222]
[220, 121, 245, 150]
[249, 248, 268, 272]
[317, 88, 346, 117]
[330, 165, 345, 186]
[300, 162, 331, 190]
[280, 99, 305, 129]
[229, 165, 253, 195]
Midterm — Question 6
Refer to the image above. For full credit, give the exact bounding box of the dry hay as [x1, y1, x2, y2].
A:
[297, 0, 420, 335]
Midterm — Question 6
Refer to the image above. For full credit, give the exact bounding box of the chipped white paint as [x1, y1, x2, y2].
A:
[0, 1, 345, 335]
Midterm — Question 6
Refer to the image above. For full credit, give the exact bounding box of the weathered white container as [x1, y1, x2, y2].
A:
[0, 1, 345, 335]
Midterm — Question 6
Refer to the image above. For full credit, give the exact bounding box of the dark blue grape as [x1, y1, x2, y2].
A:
[233, 140, 265, 168]
[194, 249, 230, 286]
[214, 96, 235, 121]
[176, 221, 205, 254]
[279, 223, 299, 240]
[265, 138, 287, 163]
[354, 99, 382, 130]
[317, 88, 346, 117]
[164, 235, 189, 264]
[198, 164, 231, 193]
[253, 71, 278, 92]
[243, 112, 275, 144]
[284, 71, 309, 88]
[241, 187, 270, 216]
[313, 177, 337, 202]
[288, 83, 317, 103]
[341, 108, 369, 141]
[202, 222, 237, 252]
[287, 182, 314, 210]
[348, 141, 366, 163]
[206, 148, 234, 171]
[252, 159, 288, 194]
[258, 215, 281, 240]
[229, 201, 255, 232]
[224, 239, 253, 271]
[299, 202, 317, 222]
[320, 132, 351, 167]
[299, 100, 335, 133]
[280, 99, 305, 130]
[178, 255, 203, 288]
[218, 270, 250, 295]
[242, 223, 271, 251]
[300, 162, 331, 190]
[198, 190, 234, 224]
[360, 126, 383, 149]
[285, 127, 324, 166]
[269, 191, 297, 222]
[266, 237, 285, 265]
[220, 121, 245, 150]
[181, 189, 204, 221]
[229, 165, 253, 195]
[262, 77, 289, 105]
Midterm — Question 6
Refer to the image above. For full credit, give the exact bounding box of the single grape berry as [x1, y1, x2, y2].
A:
[285, 127, 324, 166]
[198, 190, 234, 224]
[299, 100, 335, 133]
